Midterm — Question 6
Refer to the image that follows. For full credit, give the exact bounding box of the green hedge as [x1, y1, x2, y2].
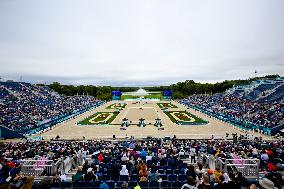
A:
[78, 112, 119, 125]
[157, 103, 178, 108]
[164, 111, 207, 125]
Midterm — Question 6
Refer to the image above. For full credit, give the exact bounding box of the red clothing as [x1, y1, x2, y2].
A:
[98, 154, 104, 162]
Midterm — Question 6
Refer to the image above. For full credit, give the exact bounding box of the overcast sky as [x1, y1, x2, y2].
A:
[0, 0, 283, 86]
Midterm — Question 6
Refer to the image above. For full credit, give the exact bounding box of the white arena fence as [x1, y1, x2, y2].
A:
[21, 153, 85, 177]
[38, 134, 230, 140]
[216, 158, 260, 178]
[21, 159, 56, 177]
[198, 152, 260, 178]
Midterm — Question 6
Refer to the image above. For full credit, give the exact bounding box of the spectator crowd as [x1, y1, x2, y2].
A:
[0, 138, 283, 188]
[0, 82, 102, 133]
[181, 94, 284, 130]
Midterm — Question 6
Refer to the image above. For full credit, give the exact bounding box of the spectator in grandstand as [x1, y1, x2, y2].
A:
[0, 138, 283, 188]
[72, 166, 83, 182]
[181, 92, 284, 131]
[138, 164, 148, 181]
[84, 168, 98, 181]
[198, 174, 213, 189]
[148, 168, 159, 182]
[186, 165, 197, 180]
[195, 162, 205, 178]
[258, 178, 278, 189]
[181, 176, 197, 189]
[0, 82, 102, 133]
[38, 177, 52, 189]
[213, 167, 223, 183]
[120, 165, 129, 177]
[99, 182, 110, 189]
[190, 146, 197, 163]
[121, 181, 128, 189]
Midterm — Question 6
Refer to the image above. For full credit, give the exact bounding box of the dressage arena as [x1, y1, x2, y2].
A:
[34, 100, 269, 140]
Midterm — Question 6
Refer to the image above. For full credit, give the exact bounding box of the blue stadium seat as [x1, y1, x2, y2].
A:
[160, 174, 167, 181]
[102, 174, 110, 181]
[120, 175, 129, 181]
[131, 174, 139, 181]
[171, 181, 183, 188]
[61, 181, 72, 189]
[138, 181, 148, 189]
[93, 181, 101, 188]
[105, 181, 115, 188]
[166, 169, 173, 174]
[158, 169, 164, 174]
[149, 181, 159, 188]
[168, 174, 177, 181]
[128, 181, 138, 188]
[174, 169, 181, 174]
[111, 174, 119, 182]
[178, 174, 187, 181]
[84, 181, 94, 188]
[73, 181, 85, 189]
[50, 182, 60, 189]
[161, 181, 170, 189]
[116, 181, 124, 188]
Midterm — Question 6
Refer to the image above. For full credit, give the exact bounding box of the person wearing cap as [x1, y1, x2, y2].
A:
[84, 167, 98, 181]
[72, 166, 83, 182]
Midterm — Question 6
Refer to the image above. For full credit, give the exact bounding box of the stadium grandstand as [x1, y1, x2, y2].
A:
[0, 79, 283, 189]
[181, 78, 284, 136]
[0, 81, 104, 136]
[1, 0, 284, 188]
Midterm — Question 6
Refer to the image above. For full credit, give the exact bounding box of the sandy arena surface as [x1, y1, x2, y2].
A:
[33, 100, 270, 140]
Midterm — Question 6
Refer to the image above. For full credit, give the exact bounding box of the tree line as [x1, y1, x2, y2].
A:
[46, 74, 280, 100]
[47, 82, 139, 100]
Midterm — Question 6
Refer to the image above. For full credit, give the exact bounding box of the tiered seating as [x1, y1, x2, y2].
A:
[1, 139, 283, 189]
[0, 86, 9, 98]
[261, 84, 284, 102]
[0, 81, 22, 91]
[181, 78, 284, 133]
[0, 81, 103, 133]
[243, 83, 279, 100]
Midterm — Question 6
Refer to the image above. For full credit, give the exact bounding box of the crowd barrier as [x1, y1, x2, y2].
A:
[21, 151, 86, 177]
[21, 159, 56, 177]
[198, 152, 259, 178]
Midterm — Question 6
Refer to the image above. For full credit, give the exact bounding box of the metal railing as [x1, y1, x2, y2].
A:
[216, 158, 260, 178]
[21, 159, 55, 177]
[197, 152, 259, 178]
[21, 153, 86, 177]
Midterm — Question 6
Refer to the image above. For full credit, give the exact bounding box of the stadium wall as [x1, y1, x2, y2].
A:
[0, 125, 23, 139]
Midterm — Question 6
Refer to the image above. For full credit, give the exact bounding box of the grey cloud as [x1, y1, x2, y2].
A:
[0, 0, 284, 86]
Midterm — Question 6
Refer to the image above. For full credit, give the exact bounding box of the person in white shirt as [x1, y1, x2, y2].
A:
[190, 147, 196, 163]
[120, 165, 129, 176]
